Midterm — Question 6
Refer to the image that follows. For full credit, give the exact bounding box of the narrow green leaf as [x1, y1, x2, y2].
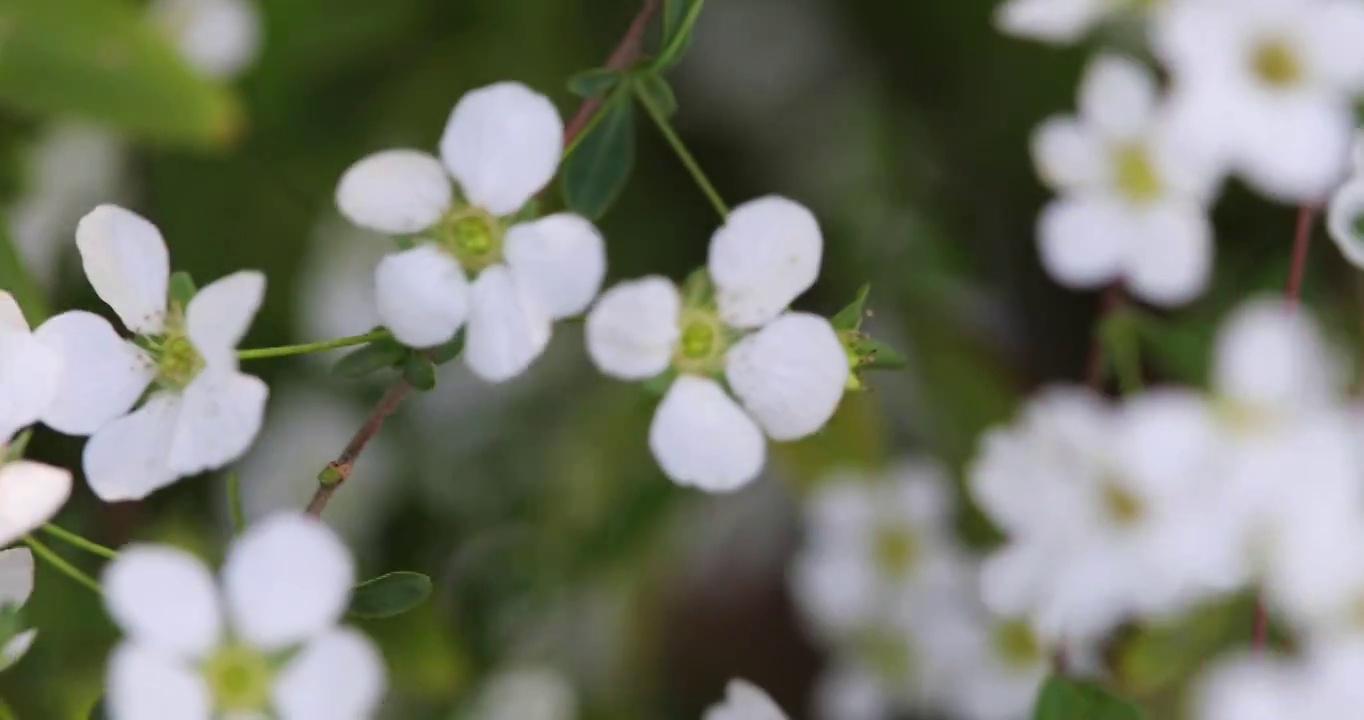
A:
[633, 72, 677, 118]
[87, 697, 107, 720]
[831, 284, 872, 331]
[332, 339, 407, 379]
[429, 331, 465, 365]
[655, 0, 705, 70]
[0, 0, 242, 147]
[168, 271, 197, 310]
[402, 352, 437, 391]
[562, 90, 635, 220]
[3, 429, 31, 462]
[510, 198, 541, 225]
[349, 572, 433, 619]
[0, 217, 47, 325]
[854, 338, 908, 371]
[568, 67, 624, 98]
[1032, 675, 1142, 720]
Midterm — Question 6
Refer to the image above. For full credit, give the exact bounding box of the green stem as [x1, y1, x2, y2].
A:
[226, 471, 245, 533]
[634, 83, 730, 219]
[40, 524, 117, 560]
[23, 536, 101, 594]
[236, 329, 390, 361]
[563, 89, 621, 161]
[0, 217, 48, 325]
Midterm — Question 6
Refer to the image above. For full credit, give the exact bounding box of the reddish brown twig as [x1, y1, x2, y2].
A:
[562, 0, 660, 142]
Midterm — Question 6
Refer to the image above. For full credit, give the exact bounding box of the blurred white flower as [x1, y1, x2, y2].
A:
[151, 0, 262, 80]
[1327, 133, 1364, 266]
[40, 205, 268, 501]
[704, 680, 788, 720]
[813, 664, 889, 720]
[467, 667, 577, 720]
[336, 82, 606, 383]
[994, 0, 1146, 44]
[1154, 0, 1364, 201]
[0, 292, 62, 441]
[790, 462, 969, 639]
[920, 604, 1049, 720]
[297, 216, 387, 350]
[1032, 55, 1219, 305]
[586, 197, 846, 492]
[102, 514, 385, 719]
[1197, 641, 1364, 720]
[0, 548, 38, 671]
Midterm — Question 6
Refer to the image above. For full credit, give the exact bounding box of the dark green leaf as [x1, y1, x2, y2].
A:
[854, 338, 908, 371]
[641, 369, 677, 397]
[1032, 675, 1142, 720]
[655, 0, 705, 70]
[510, 198, 541, 225]
[633, 72, 677, 117]
[568, 68, 624, 98]
[429, 331, 465, 365]
[168, 271, 197, 310]
[562, 91, 635, 220]
[88, 696, 107, 720]
[0, 0, 242, 147]
[402, 352, 437, 391]
[349, 572, 433, 619]
[332, 339, 407, 379]
[3, 429, 31, 462]
[831, 284, 872, 331]
[0, 603, 24, 648]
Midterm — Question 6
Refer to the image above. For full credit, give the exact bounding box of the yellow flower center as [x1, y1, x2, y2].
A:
[991, 619, 1042, 668]
[872, 525, 920, 577]
[203, 644, 273, 712]
[1252, 39, 1302, 88]
[1112, 144, 1162, 203]
[1101, 475, 1143, 526]
[435, 207, 503, 272]
[673, 308, 728, 375]
[146, 312, 204, 391]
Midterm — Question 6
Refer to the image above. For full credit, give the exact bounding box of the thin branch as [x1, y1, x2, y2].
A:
[563, 0, 661, 143]
[306, 380, 412, 518]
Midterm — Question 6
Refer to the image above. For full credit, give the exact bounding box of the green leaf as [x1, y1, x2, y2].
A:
[510, 198, 540, 225]
[87, 696, 108, 720]
[349, 572, 433, 619]
[402, 352, 437, 391]
[641, 369, 677, 397]
[0, 218, 47, 325]
[568, 68, 624, 98]
[633, 72, 677, 118]
[562, 90, 635, 220]
[0, 0, 242, 147]
[332, 339, 407, 379]
[680, 268, 714, 308]
[854, 338, 908, 371]
[831, 284, 872, 331]
[1032, 675, 1142, 720]
[3, 429, 31, 462]
[168, 271, 197, 310]
[429, 331, 465, 365]
[656, 0, 705, 70]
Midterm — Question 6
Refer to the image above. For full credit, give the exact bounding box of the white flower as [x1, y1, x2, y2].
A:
[994, 0, 1149, 44]
[467, 668, 577, 720]
[40, 204, 269, 501]
[1210, 298, 1342, 423]
[336, 82, 606, 383]
[704, 680, 788, 720]
[791, 462, 970, 639]
[1032, 55, 1219, 305]
[1196, 642, 1364, 720]
[151, 0, 262, 80]
[102, 514, 385, 719]
[1154, 0, 1364, 202]
[585, 197, 846, 492]
[0, 548, 38, 671]
[0, 292, 62, 441]
[297, 216, 387, 352]
[970, 388, 1242, 645]
[920, 604, 1049, 720]
[0, 444, 72, 549]
[814, 664, 890, 720]
[1327, 134, 1364, 266]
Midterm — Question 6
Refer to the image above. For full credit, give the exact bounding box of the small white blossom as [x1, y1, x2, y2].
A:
[814, 664, 889, 720]
[1032, 55, 1219, 305]
[40, 205, 268, 501]
[994, 0, 1150, 44]
[0, 548, 37, 671]
[151, 0, 262, 80]
[1327, 133, 1364, 266]
[467, 668, 577, 720]
[704, 680, 788, 720]
[102, 514, 385, 719]
[0, 292, 62, 441]
[336, 82, 606, 382]
[1154, 0, 1364, 202]
[585, 197, 846, 492]
[1197, 642, 1364, 720]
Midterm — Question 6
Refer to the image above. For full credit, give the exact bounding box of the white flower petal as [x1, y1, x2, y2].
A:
[0, 462, 71, 548]
[272, 628, 386, 720]
[374, 244, 470, 348]
[994, 0, 1108, 43]
[503, 213, 607, 319]
[186, 271, 265, 370]
[152, 0, 261, 80]
[704, 680, 788, 720]
[1236, 96, 1352, 203]
[82, 393, 180, 502]
[1328, 179, 1364, 267]
[101, 546, 222, 658]
[649, 376, 766, 492]
[1031, 117, 1107, 191]
[1080, 55, 1158, 139]
[0, 293, 27, 333]
[1124, 202, 1213, 306]
[0, 330, 61, 440]
[107, 641, 211, 720]
[0, 548, 33, 606]
[1037, 196, 1126, 290]
[725, 313, 847, 441]
[75, 205, 170, 335]
[167, 370, 268, 476]
[223, 514, 354, 651]
[463, 265, 552, 382]
[1308, 0, 1364, 90]
[585, 277, 682, 380]
[440, 82, 564, 216]
[0, 629, 35, 671]
[709, 196, 823, 329]
[1213, 299, 1339, 416]
[335, 150, 452, 235]
[34, 311, 153, 436]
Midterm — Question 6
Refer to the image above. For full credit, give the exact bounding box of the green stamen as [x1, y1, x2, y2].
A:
[203, 644, 272, 712]
[1112, 144, 1161, 203]
[435, 208, 503, 272]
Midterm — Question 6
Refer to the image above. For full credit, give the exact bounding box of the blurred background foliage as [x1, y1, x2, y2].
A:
[0, 0, 1354, 718]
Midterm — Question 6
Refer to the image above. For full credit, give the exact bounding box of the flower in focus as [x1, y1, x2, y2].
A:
[585, 197, 847, 491]
[1032, 55, 1219, 305]
[102, 514, 385, 719]
[703, 680, 788, 720]
[336, 82, 606, 382]
[0, 548, 38, 672]
[0, 292, 62, 441]
[1154, 0, 1364, 202]
[994, 0, 1154, 44]
[40, 204, 269, 501]
[466, 667, 577, 720]
[151, 0, 262, 80]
